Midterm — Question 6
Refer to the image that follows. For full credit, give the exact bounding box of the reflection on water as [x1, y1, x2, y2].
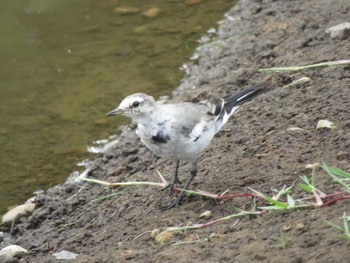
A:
[0, 0, 235, 214]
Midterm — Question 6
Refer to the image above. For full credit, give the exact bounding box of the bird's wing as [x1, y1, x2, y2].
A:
[155, 101, 223, 143]
[184, 99, 225, 142]
[185, 119, 211, 142]
[153, 102, 214, 144]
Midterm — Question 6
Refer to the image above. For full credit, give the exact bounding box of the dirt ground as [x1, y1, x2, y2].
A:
[2, 0, 350, 262]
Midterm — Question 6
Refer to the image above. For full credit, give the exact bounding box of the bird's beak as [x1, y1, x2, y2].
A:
[106, 107, 122, 117]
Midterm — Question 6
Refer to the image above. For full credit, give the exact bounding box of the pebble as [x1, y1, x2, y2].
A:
[142, 7, 161, 18]
[326, 22, 350, 39]
[305, 163, 320, 171]
[0, 245, 28, 263]
[316, 119, 335, 130]
[183, 233, 198, 242]
[114, 6, 139, 15]
[150, 228, 160, 239]
[154, 230, 173, 244]
[286, 127, 304, 132]
[283, 76, 311, 88]
[1, 203, 36, 227]
[295, 222, 305, 230]
[199, 210, 212, 218]
[283, 223, 292, 231]
[336, 151, 350, 161]
[53, 250, 78, 260]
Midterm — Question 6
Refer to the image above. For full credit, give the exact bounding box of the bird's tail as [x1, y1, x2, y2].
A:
[215, 83, 265, 132]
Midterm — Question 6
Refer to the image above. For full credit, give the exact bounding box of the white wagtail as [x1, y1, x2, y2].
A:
[107, 84, 264, 208]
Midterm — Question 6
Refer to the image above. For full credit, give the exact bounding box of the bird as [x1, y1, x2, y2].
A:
[106, 84, 264, 209]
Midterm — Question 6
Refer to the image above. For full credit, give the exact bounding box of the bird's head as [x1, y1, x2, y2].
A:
[106, 93, 155, 119]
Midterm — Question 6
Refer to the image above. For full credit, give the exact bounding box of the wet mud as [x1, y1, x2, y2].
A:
[2, 0, 350, 262]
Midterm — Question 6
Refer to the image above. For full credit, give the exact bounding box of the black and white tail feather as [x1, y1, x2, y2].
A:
[214, 86, 262, 132]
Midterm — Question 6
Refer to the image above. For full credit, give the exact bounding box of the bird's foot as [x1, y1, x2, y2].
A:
[159, 192, 184, 210]
[160, 196, 181, 210]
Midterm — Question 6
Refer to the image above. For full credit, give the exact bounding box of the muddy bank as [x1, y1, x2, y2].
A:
[2, 0, 350, 262]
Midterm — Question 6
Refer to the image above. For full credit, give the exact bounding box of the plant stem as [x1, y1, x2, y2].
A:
[259, 59, 350, 72]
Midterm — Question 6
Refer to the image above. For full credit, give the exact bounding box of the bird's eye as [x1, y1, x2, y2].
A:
[132, 101, 140, 108]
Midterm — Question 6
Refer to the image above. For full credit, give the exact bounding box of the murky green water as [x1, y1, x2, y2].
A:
[0, 0, 235, 214]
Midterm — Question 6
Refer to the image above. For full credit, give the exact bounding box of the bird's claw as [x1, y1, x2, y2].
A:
[160, 197, 181, 210]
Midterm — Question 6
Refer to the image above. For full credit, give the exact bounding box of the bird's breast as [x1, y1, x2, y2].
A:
[136, 124, 215, 161]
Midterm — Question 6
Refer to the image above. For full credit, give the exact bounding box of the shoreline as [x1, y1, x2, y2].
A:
[2, 0, 350, 262]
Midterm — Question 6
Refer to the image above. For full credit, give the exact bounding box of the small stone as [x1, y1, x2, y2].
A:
[316, 119, 336, 130]
[0, 231, 3, 242]
[154, 230, 173, 244]
[283, 77, 311, 88]
[114, 6, 139, 15]
[295, 222, 305, 230]
[2, 203, 36, 227]
[0, 245, 28, 263]
[286, 127, 304, 132]
[305, 163, 320, 171]
[326, 22, 350, 39]
[53, 250, 78, 260]
[150, 228, 160, 239]
[184, 234, 198, 242]
[142, 7, 161, 18]
[336, 151, 350, 161]
[283, 223, 292, 231]
[119, 250, 142, 260]
[199, 210, 212, 218]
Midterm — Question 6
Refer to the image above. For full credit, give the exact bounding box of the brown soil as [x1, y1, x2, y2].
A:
[2, 0, 350, 262]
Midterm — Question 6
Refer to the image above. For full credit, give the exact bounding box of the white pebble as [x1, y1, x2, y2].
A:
[53, 250, 78, 260]
[199, 210, 212, 218]
[326, 22, 350, 39]
[1, 203, 36, 227]
[0, 245, 28, 263]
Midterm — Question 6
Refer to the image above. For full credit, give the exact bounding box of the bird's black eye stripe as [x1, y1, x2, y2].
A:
[132, 101, 140, 107]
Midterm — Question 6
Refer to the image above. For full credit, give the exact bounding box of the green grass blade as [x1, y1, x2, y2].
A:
[259, 59, 350, 72]
[342, 213, 349, 235]
[250, 188, 288, 208]
[283, 184, 295, 195]
[321, 163, 350, 178]
[259, 206, 289, 210]
[299, 183, 313, 192]
[300, 175, 310, 185]
[325, 220, 344, 231]
[321, 163, 350, 191]
[337, 235, 350, 240]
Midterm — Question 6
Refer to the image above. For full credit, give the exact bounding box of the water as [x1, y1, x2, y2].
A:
[0, 0, 235, 214]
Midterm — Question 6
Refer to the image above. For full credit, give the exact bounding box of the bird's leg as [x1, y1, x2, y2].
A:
[163, 160, 182, 192]
[171, 160, 182, 186]
[161, 161, 198, 209]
